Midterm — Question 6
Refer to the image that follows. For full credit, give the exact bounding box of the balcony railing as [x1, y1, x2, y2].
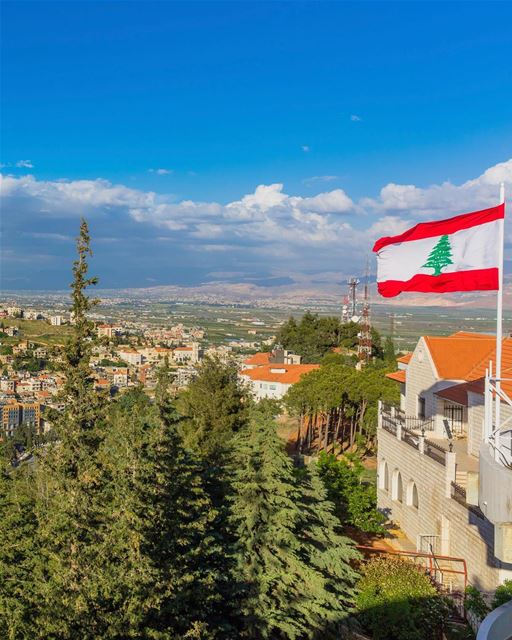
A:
[424, 438, 447, 466]
[451, 481, 485, 519]
[382, 414, 398, 436]
[406, 416, 435, 432]
[402, 426, 420, 450]
[380, 403, 434, 432]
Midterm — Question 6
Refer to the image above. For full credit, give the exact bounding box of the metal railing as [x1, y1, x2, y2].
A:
[451, 481, 467, 507]
[356, 545, 468, 591]
[451, 481, 485, 519]
[382, 414, 398, 436]
[379, 404, 435, 433]
[381, 402, 394, 416]
[489, 428, 512, 469]
[402, 426, 420, 450]
[424, 438, 447, 466]
[405, 416, 435, 432]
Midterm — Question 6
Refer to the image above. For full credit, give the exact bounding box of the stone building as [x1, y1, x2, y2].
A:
[378, 331, 512, 593]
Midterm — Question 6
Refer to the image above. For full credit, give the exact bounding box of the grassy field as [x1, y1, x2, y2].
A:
[1, 318, 73, 345]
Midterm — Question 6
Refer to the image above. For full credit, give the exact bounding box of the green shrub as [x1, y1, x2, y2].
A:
[492, 579, 512, 609]
[464, 585, 489, 619]
[317, 451, 386, 534]
[356, 556, 449, 640]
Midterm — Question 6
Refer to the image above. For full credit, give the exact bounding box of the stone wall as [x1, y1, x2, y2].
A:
[377, 426, 505, 592]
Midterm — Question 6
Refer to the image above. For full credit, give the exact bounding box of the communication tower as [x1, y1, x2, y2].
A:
[341, 293, 350, 324]
[357, 265, 372, 365]
[347, 277, 359, 321]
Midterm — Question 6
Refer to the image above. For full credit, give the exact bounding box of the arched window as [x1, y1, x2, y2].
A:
[392, 469, 403, 503]
[407, 481, 419, 509]
[378, 460, 389, 492]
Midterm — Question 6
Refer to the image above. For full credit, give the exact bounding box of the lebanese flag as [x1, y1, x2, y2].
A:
[373, 203, 505, 298]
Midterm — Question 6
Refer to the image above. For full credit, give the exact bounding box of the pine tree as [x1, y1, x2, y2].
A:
[31, 219, 111, 638]
[0, 462, 40, 640]
[177, 356, 249, 457]
[422, 234, 454, 276]
[96, 369, 220, 639]
[228, 413, 359, 639]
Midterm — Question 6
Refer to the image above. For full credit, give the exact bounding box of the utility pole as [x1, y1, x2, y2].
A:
[357, 263, 372, 365]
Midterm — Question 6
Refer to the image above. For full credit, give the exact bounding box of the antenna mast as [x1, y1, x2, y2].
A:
[358, 261, 372, 365]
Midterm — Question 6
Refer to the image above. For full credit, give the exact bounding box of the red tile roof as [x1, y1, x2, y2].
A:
[386, 370, 406, 383]
[241, 364, 319, 384]
[243, 352, 271, 366]
[412, 332, 512, 401]
[396, 352, 412, 364]
[423, 335, 497, 380]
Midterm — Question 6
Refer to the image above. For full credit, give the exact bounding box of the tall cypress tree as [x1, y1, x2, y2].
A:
[228, 413, 359, 639]
[31, 219, 110, 638]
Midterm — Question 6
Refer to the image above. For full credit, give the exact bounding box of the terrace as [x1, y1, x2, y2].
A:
[378, 401, 484, 517]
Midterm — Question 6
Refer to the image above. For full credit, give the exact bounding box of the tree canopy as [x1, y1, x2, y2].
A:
[177, 355, 250, 457]
[275, 313, 385, 363]
[228, 412, 359, 638]
[284, 361, 399, 453]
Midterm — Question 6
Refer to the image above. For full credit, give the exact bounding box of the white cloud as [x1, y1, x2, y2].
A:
[362, 159, 512, 219]
[2, 159, 511, 277]
[303, 175, 340, 185]
[0, 174, 160, 217]
[298, 189, 353, 214]
[149, 168, 173, 175]
[15, 160, 34, 168]
[350, 114, 362, 122]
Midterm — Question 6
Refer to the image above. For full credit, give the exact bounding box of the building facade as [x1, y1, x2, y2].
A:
[378, 332, 512, 592]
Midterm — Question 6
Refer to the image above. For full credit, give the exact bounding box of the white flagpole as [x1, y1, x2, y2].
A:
[495, 182, 505, 457]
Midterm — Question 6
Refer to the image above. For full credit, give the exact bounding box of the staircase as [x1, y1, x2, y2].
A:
[455, 470, 467, 489]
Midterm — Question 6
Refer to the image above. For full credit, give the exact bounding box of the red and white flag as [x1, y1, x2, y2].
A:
[373, 203, 505, 298]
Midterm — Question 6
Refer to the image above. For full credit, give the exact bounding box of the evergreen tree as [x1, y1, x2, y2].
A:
[317, 452, 386, 535]
[30, 219, 110, 638]
[384, 336, 396, 362]
[95, 364, 220, 638]
[276, 314, 385, 363]
[422, 235, 453, 276]
[228, 413, 359, 639]
[177, 356, 249, 457]
[0, 462, 39, 640]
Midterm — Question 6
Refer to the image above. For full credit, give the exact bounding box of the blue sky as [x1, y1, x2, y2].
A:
[1, 1, 512, 290]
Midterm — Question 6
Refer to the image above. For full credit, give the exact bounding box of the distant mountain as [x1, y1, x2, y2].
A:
[96, 276, 512, 310]
[4, 275, 511, 311]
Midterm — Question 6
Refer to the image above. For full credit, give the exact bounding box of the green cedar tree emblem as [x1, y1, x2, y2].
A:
[422, 234, 454, 276]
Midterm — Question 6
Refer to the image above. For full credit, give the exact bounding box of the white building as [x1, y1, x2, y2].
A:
[50, 315, 66, 326]
[112, 369, 129, 387]
[173, 343, 201, 364]
[378, 331, 512, 593]
[240, 362, 318, 401]
[7, 306, 22, 317]
[117, 348, 143, 366]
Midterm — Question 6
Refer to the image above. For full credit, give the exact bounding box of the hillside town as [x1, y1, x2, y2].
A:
[0, 302, 309, 438]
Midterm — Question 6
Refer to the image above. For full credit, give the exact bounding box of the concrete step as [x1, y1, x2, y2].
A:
[455, 471, 467, 487]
